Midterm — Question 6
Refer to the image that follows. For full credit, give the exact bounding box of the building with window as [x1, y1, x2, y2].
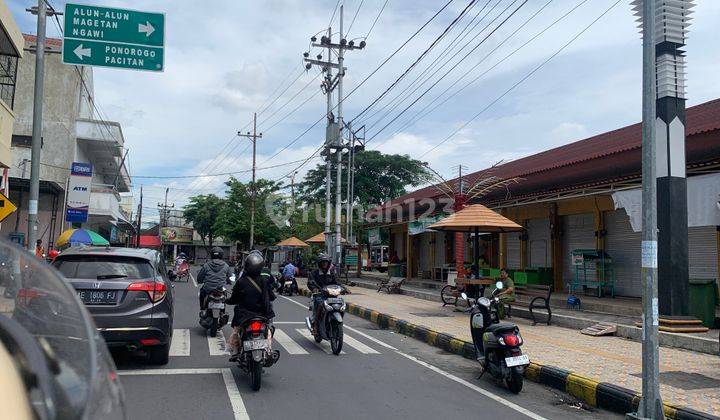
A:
[0, 1, 23, 196]
[367, 98, 720, 298]
[0, 35, 132, 248]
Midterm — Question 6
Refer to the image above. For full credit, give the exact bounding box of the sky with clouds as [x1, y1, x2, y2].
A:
[9, 0, 720, 223]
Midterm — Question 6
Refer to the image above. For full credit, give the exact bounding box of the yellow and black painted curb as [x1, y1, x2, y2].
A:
[298, 287, 713, 420]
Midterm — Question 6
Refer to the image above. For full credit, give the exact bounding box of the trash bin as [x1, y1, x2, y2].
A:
[388, 263, 403, 278]
[689, 278, 717, 328]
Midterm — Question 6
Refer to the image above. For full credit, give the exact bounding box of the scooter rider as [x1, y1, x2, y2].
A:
[197, 247, 233, 310]
[307, 253, 338, 333]
[226, 251, 279, 363]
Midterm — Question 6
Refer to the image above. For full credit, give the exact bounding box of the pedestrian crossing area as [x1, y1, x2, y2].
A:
[169, 326, 384, 358]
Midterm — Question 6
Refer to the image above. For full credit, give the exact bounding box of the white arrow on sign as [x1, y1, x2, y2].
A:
[138, 21, 155, 37]
[73, 44, 91, 60]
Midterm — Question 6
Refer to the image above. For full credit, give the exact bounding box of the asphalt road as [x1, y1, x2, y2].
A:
[112, 268, 622, 420]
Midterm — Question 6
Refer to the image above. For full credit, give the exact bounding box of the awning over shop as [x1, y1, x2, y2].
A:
[276, 236, 310, 247]
[427, 204, 523, 233]
[612, 173, 720, 232]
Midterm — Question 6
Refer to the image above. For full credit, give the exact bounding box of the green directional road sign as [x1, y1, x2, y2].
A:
[62, 3, 165, 71]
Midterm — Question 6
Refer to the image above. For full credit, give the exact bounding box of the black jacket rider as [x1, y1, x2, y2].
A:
[307, 267, 338, 291]
[226, 273, 276, 327]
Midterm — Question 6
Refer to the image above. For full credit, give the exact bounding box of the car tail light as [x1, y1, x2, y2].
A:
[127, 280, 167, 303]
[503, 334, 520, 347]
[140, 338, 161, 346]
[16, 288, 45, 305]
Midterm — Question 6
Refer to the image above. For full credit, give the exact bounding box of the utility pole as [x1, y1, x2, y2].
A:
[136, 186, 143, 248]
[26, 0, 48, 252]
[345, 121, 353, 244]
[238, 113, 262, 250]
[348, 125, 365, 246]
[631, 0, 661, 418]
[157, 187, 174, 228]
[287, 171, 297, 201]
[303, 5, 365, 265]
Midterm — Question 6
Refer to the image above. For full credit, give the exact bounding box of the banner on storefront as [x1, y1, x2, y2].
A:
[367, 228, 381, 245]
[66, 162, 93, 223]
[408, 215, 444, 235]
[161, 226, 194, 243]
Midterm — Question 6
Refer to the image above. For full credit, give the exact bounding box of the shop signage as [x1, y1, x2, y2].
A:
[161, 227, 193, 243]
[367, 228, 381, 245]
[66, 162, 93, 223]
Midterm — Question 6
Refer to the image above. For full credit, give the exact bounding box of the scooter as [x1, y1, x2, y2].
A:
[462, 281, 529, 394]
[236, 316, 278, 391]
[305, 284, 346, 355]
[280, 276, 299, 296]
[199, 274, 235, 337]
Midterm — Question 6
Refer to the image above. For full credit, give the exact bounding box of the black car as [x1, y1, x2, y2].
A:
[53, 246, 174, 365]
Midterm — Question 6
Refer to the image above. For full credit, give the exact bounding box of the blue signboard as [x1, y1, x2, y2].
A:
[66, 162, 93, 223]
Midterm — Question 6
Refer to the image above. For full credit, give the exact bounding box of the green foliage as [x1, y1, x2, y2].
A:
[214, 177, 287, 249]
[183, 194, 224, 247]
[297, 150, 429, 208]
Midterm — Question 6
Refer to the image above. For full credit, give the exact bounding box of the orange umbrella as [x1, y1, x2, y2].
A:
[276, 236, 310, 247]
[427, 204, 523, 233]
[306, 232, 346, 244]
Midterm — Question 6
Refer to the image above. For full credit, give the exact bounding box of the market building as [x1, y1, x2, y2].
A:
[1, 35, 133, 248]
[366, 98, 720, 299]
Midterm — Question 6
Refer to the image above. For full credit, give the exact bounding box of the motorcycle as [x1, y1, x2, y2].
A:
[280, 276, 298, 296]
[236, 316, 276, 391]
[199, 274, 235, 337]
[462, 281, 529, 394]
[305, 284, 345, 355]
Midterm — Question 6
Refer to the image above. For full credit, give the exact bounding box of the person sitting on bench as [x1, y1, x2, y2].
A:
[494, 268, 515, 319]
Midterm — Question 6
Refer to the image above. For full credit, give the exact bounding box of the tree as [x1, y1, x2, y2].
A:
[215, 177, 287, 249]
[298, 150, 430, 209]
[184, 194, 225, 247]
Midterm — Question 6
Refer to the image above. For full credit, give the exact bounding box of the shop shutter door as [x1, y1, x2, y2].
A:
[605, 210, 642, 297]
[562, 213, 596, 288]
[506, 233, 521, 269]
[527, 218, 551, 268]
[689, 226, 718, 280]
[418, 233, 432, 273]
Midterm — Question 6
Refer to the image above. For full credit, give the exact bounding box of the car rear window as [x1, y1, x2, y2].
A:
[53, 256, 154, 280]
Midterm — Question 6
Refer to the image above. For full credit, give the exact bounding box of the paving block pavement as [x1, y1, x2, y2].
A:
[298, 279, 720, 419]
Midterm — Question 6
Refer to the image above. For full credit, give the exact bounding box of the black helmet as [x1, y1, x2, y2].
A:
[317, 253, 331, 271]
[244, 251, 264, 276]
[210, 247, 224, 259]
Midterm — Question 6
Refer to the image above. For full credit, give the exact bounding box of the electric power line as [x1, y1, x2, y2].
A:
[419, 0, 623, 157]
[364, 0, 389, 41]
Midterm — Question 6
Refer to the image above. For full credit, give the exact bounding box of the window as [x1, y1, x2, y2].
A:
[0, 53, 18, 109]
[53, 256, 154, 280]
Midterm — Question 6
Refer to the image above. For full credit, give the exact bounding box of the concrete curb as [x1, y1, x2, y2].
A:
[299, 288, 716, 420]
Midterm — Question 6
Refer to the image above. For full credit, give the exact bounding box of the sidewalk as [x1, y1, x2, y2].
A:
[300, 278, 720, 417]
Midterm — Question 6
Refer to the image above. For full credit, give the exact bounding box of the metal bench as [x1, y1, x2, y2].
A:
[378, 277, 405, 294]
[507, 284, 553, 325]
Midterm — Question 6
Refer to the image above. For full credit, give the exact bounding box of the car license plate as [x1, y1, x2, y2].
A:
[243, 339, 268, 351]
[208, 301, 224, 309]
[505, 354, 529, 367]
[77, 290, 118, 305]
[326, 297, 343, 304]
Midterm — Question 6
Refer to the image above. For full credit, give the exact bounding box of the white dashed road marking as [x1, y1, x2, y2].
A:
[342, 333, 380, 354]
[207, 329, 231, 356]
[273, 328, 309, 355]
[296, 328, 345, 354]
[170, 328, 190, 356]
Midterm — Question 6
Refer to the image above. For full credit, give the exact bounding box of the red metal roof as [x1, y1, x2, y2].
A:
[23, 34, 63, 48]
[371, 98, 720, 217]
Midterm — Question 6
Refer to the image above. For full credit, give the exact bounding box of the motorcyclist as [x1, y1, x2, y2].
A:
[196, 247, 233, 310]
[281, 259, 298, 292]
[307, 253, 338, 333]
[226, 251, 279, 364]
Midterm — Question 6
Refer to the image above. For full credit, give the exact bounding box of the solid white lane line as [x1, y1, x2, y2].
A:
[396, 352, 548, 420]
[221, 368, 250, 420]
[191, 273, 197, 288]
[169, 328, 190, 356]
[273, 329, 309, 355]
[207, 329, 230, 356]
[342, 333, 380, 354]
[278, 294, 308, 309]
[296, 328, 345, 355]
[344, 325, 398, 350]
[119, 368, 222, 376]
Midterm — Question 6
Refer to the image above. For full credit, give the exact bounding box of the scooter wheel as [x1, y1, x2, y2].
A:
[506, 369, 523, 394]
